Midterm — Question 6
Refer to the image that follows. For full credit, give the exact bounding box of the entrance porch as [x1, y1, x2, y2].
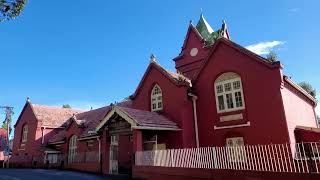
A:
[96, 105, 180, 175]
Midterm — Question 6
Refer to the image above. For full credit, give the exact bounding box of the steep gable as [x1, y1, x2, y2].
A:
[130, 61, 191, 100]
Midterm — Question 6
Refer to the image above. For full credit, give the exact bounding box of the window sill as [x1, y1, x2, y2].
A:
[214, 121, 250, 130]
[217, 107, 245, 114]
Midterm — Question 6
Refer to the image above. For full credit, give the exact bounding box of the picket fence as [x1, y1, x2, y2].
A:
[135, 142, 320, 173]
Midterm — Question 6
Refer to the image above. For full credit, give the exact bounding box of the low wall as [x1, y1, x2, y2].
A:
[65, 162, 100, 173]
[133, 166, 320, 180]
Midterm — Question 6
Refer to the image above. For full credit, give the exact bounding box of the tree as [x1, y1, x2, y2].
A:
[0, 0, 26, 22]
[62, 104, 71, 108]
[298, 81, 316, 98]
[266, 51, 278, 62]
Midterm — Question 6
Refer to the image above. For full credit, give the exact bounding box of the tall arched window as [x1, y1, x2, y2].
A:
[68, 135, 77, 163]
[22, 125, 28, 142]
[151, 84, 163, 112]
[214, 72, 245, 113]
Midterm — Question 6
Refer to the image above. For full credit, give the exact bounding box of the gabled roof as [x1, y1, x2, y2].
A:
[181, 23, 205, 51]
[31, 104, 83, 128]
[48, 100, 133, 143]
[193, 38, 282, 83]
[14, 100, 84, 128]
[96, 105, 180, 131]
[130, 61, 191, 99]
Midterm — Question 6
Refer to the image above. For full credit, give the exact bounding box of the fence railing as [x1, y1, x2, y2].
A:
[135, 142, 320, 174]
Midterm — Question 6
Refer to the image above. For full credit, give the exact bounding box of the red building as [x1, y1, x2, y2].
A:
[11, 14, 318, 175]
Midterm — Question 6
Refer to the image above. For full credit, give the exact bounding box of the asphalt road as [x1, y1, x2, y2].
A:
[0, 169, 129, 180]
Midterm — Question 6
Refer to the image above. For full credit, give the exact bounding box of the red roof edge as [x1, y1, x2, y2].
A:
[173, 23, 205, 61]
[193, 38, 283, 84]
[283, 76, 317, 106]
[130, 61, 191, 99]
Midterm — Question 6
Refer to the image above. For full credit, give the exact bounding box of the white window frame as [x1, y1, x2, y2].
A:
[214, 77, 245, 113]
[151, 84, 163, 112]
[226, 137, 246, 162]
[22, 125, 28, 143]
[68, 135, 77, 163]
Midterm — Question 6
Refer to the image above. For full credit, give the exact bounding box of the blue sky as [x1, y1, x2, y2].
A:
[0, 0, 319, 130]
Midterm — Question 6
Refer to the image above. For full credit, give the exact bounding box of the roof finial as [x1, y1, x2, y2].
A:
[200, 8, 203, 14]
[150, 54, 157, 63]
[26, 97, 30, 103]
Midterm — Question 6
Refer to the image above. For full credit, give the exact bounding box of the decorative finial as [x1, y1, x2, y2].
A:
[189, 20, 193, 25]
[150, 54, 157, 63]
[26, 97, 30, 102]
[200, 8, 203, 14]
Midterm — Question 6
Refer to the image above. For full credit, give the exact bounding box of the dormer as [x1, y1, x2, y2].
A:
[174, 14, 230, 80]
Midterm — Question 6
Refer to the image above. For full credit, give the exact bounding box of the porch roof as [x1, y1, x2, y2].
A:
[96, 106, 181, 131]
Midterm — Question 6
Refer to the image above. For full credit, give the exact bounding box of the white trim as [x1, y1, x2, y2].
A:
[44, 150, 61, 154]
[96, 106, 138, 131]
[131, 126, 181, 131]
[214, 76, 246, 114]
[41, 126, 64, 129]
[214, 121, 250, 130]
[48, 141, 65, 145]
[78, 135, 100, 141]
[151, 84, 163, 112]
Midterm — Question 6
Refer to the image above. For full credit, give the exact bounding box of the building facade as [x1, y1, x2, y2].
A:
[11, 14, 318, 175]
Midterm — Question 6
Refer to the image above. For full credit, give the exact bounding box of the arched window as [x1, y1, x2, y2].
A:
[151, 85, 163, 112]
[68, 135, 77, 163]
[214, 72, 245, 113]
[22, 125, 28, 142]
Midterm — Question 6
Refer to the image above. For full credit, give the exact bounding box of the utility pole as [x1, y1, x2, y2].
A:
[0, 106, 14, 168]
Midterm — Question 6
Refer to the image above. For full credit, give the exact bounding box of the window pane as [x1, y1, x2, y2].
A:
[158, 102, 162, 109]
[226, 93, 234, 109]
[224, 83, 232, 92]
[233, 81, 241, 90]
[235, 91, 243, 107]
[218, 95, 225, 110]
[216, 85, 223, 93]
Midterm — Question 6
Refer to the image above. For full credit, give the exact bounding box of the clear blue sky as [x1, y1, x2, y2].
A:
[1, 0, 319, 129]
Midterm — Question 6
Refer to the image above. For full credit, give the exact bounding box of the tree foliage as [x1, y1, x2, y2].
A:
[298, 81, 316, 98]
[266, 51, 278, 62]
[0, 0, 26, 22]
[62, 104, 71, 108]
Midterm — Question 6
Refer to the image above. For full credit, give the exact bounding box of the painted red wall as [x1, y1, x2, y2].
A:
[194, 42, 290, 146]
[174, 26, 210, 80]
[281, 83, 317, 144]
[132, 65, 195, 148]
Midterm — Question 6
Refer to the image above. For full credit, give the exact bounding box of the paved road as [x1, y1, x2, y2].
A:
[0, 169, 128, 180]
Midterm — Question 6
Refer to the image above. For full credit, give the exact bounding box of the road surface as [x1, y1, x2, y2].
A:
[0, 169, 128, 180]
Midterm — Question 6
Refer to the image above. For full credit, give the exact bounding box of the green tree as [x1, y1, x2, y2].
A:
[298, 81, 316, 98]
[266, 51, 278, 62]
[0, 0, 26, 22]
[62, 104, 71, 108]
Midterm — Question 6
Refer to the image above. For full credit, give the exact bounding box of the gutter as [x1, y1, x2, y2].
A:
[188, 93, 199, 148]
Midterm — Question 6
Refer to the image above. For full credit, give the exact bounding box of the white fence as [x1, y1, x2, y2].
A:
[135, 142, 320, 173]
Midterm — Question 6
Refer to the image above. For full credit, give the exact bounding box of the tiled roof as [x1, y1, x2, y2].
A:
[117, 106, 179, 129]
[77, 100, 132, 137]
[48, 130, 66, 143]
[31, 104, 84, 127]
[48, 100, 132, 142]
